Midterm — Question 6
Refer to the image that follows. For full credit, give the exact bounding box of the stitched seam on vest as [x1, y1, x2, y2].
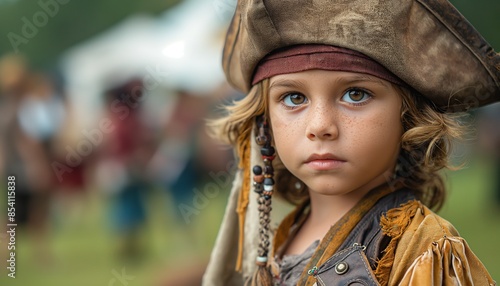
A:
[356, 250, 378, 285]
[315, 275, 326, 286]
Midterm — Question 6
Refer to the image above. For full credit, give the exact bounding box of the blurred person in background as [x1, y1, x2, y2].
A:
[50, 101, 92, 226]
[149, 90, 210, 286]
[478, 102, 500, 207]
[149, 89, 233, 243]
[0, 53, 65, 264]
[0, 54, 29, 183]
[150, 87, 236, 286]
[95, 78, 156, 261]
[16, 72, 66, 243]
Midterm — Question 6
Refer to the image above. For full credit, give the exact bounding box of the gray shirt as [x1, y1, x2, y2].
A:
[274, 240, 319, 286]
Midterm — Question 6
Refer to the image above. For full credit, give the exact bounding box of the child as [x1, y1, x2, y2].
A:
[204, 0, 499, 285]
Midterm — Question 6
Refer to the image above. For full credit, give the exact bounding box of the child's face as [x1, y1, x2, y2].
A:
[268, 70, 403, 198]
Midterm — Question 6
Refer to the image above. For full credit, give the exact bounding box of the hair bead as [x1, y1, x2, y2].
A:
[253, 165, 263, 175]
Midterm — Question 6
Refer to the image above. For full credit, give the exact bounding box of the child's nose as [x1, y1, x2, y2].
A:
[305, 106, 339, 141]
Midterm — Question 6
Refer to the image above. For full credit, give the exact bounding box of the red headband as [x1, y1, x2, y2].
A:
[252, 45, 405, 86]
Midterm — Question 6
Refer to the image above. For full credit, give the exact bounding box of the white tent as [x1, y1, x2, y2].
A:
[60, 0, 235, 127]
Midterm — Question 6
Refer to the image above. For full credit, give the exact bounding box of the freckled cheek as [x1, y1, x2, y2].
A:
[344, 114, 402, 156]
[270, 115, 302, 156]
[272, 121, 294, 142]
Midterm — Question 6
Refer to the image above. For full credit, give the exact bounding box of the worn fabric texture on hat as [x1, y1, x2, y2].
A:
[223, 0, 500, 112]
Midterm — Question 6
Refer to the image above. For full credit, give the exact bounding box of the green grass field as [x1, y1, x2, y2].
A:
[439, 154, 500, 281]
[0, 185, 227, 286]
[0, 155, 498, 285]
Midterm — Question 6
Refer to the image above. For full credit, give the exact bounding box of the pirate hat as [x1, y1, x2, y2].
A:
[223, 0, 500, 111]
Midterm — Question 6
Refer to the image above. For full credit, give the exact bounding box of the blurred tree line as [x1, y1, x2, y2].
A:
[0, 0, 181, 68]
[0, 0, 498, 71]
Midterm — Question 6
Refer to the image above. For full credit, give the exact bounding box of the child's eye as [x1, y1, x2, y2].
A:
[341, 88, 372, 104]
[282, 93, 308, 107]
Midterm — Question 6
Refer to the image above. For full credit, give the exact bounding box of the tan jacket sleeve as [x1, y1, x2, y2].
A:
[388, 206, 495, 286]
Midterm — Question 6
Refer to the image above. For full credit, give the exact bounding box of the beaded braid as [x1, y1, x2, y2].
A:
[246, 115, 275, 286]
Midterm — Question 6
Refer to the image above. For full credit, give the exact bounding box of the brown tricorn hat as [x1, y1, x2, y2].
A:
[222, 0, 500, 112]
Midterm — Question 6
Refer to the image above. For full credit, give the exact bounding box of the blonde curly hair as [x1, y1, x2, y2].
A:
[210, 79, 465, 211]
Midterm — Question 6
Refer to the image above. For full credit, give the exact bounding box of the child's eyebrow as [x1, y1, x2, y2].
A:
[335, 74, 392, 89]
[269, 79, 307, 90]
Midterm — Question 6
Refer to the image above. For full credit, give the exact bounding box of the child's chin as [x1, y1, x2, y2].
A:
[305, 183, 350, 197]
